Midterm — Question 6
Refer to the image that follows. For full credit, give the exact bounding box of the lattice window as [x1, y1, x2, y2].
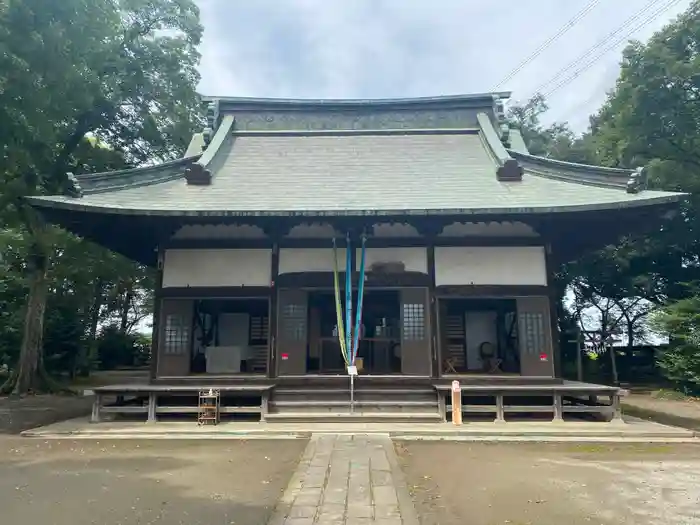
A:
[249, 315, 269, 345]
[402, 303, 425, 341]
[518, 312, 546, 355]
[282, 303, 306, 341]
[164, 314, 189, 355]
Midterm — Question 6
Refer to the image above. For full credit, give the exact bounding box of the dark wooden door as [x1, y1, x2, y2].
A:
[516, 296, 555, 377]
[157, 299, 193, 377]
[276, 289, 309, 375]
[400, 288, 431, 376]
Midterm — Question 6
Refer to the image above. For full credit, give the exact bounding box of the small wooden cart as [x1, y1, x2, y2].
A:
[197, 388, 220, 426]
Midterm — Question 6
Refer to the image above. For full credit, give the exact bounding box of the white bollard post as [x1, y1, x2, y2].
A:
[451, 380, 462, 425]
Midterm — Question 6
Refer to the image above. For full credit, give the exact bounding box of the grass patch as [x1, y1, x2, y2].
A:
[558, 443, 679, 454]
[652, 388, 696, 401]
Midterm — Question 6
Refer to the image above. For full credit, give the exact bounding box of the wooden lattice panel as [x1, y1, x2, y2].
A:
[445, 315, 466, 370]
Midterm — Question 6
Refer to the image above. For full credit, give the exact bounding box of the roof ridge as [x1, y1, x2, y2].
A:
[69, 155, 199, 196]
[75, 155, 198, 182]
[201, 93, 512, 109]
[230, 128, 480, 137]
[507, 149, 646, 192]
[184, 114, 235, 185]
[476, 112, 524, 182]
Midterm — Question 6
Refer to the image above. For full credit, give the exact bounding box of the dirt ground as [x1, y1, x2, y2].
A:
[396, 441, 700, 525]
[0, 395, 94, 434]
[623, 391, 700, 431]
[0, 437, 307, 525]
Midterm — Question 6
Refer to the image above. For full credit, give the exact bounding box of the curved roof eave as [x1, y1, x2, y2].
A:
[26, 192, 686, 217]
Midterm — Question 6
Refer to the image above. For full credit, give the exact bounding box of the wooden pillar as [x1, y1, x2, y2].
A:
[147, 392, 157, 423]
[494, 393, 506, 423]
[268, 242, 279, 379]
[553, 391, 564, 422]
[90, 395, 102, 423]
[149, 250, 164, 382]
[427, 244, 440, 378]
[545, 243, 562, 379]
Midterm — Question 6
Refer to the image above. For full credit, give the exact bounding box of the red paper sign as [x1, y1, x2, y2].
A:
[539, 353, 548, 362]
[281, 353, 289, 360]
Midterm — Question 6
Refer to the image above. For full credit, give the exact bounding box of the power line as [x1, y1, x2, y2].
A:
[494, 0, 602, 89]
[511, 0, 683, 122]
[526, 0, 661, 99]
[540, 0, 684, 100]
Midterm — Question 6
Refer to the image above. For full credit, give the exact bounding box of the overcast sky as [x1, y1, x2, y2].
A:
[195, 0, 691, 132]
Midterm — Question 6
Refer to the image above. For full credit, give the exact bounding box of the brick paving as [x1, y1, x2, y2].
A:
[268, 434, 418, 525]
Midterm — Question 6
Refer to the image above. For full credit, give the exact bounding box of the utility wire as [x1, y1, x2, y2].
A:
[512, 0, 684, 122]
[494, 0, 602, 89]
[541, 0, 684, 100]
[525, 0, 660, 99]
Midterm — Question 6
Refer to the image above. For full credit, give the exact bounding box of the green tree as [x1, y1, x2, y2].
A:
[589, 0, 700, 300]
[507, 94, 597, 164]
[573, 1, 700, 388]
[651, 293, 700, 393]
[1, 0, 202, 394]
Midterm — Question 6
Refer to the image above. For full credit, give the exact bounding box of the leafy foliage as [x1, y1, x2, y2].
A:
[651, 295, 700, 393]
[0, 0, 202, 394]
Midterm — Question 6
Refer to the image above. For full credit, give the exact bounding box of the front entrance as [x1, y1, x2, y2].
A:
[307, 290, 403, 374]
[276, 285, 432, 376]
[438, 298, 520, 374]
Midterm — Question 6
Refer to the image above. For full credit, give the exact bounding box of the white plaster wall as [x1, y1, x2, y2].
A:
[357, 247, 428, 273]
[162, 249, 271, 287]
[278, 248, 347, 274]
[434, 246, 547, 286]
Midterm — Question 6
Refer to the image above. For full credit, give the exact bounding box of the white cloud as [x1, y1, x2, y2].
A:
[196, 0, 693, 131]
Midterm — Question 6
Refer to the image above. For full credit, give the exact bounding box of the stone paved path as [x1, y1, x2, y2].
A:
[268, 434, 418, 525]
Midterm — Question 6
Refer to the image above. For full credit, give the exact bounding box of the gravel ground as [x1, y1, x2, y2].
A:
[0, 437, 307, 525]
[396, 441, 700, 525]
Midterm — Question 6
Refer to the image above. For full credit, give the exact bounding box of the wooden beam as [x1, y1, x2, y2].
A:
[149, 251, 164, 382]
[156, 286, 272, 298]
[268, 242, 280, 379]
[427, 244, 440, 378]
[435, 285, 549, 297]
[545, 243, 562, 379]
[162, 236, 544, 250]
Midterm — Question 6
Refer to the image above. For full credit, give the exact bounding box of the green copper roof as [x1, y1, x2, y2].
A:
[27, 95, 685, 217]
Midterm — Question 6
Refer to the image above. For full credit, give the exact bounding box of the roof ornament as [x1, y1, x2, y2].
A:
[202, 101, 218, 147]
[494, 99, 506, 122]
[500, 123, 511, 148]
[65, 172, 83, 198]
[497, 159, 524, 182]
[493, 99, 512, 148]
[184, 164, 212, 185]
[626, 166, 648, 194]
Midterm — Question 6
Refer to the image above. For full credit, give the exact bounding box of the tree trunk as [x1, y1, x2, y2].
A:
[13, 249, 49, 395]
[119, 287, 133, 333]
[609, 344, 619, 386]
[80, 279, 104, 375]
[626, 318, 635, 350]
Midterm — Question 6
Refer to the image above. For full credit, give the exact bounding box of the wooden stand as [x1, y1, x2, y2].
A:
[198, 389, 220, 426]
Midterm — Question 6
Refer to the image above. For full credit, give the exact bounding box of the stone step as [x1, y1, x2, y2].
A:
[273, 400, 436, 407]
[270, 400, 438, 413]
[264, 411, 443, 423]
[273, 388, 436, 395]
[272, 388, 438, 403]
